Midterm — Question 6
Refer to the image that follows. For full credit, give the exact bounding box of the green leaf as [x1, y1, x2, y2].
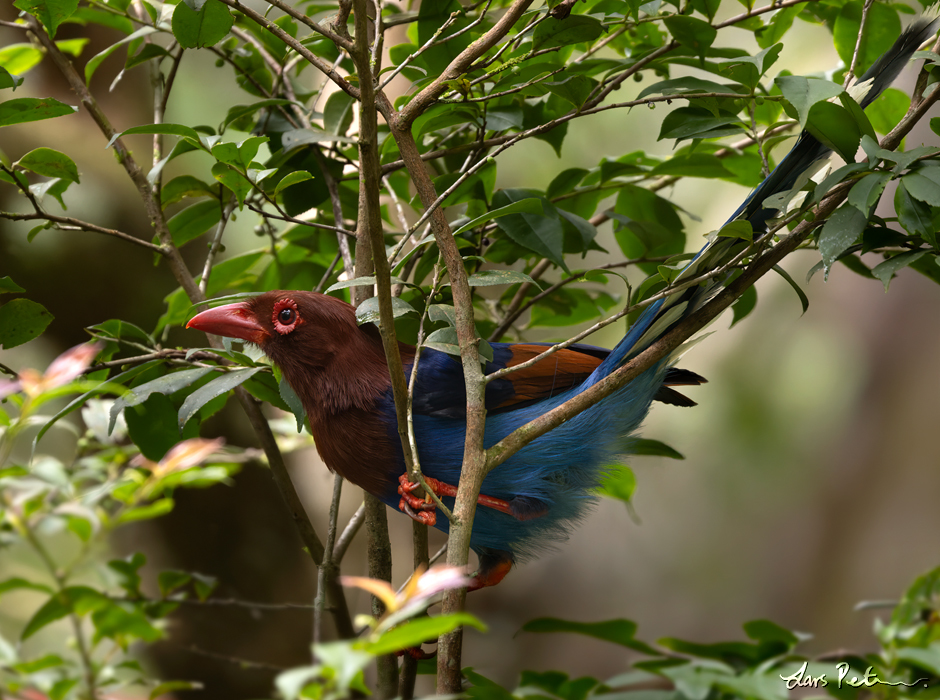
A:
[716, 220, 753, 241]
[632, 438, 684, 459]
[522, 617, 657, 654]
[819, 205, 867, 269]
[16, 147, 80, 183]
[0, 577, 54, 597]
[805, 100, 860, 162]
[452, 197, 544, 237]
[659, 108, 743, 142]
[0, 44, 44, 76]
[901, 172, 940, 207]
[168, 200, 222, 246]
[0, 277, 25, 294]
[775, 76, 842, 128]
[84, 26, 158, 83]
[872, 251, 927, 291]
[772, 264, 809, 314]
[638, 76, 734, 99]
[13, 0, 78, 38]
[355, 296, 417, 326]
[532, 15, 604, 51]
[650, 154, 733, 178]
[108, 122, 201, 149]
[125, 43, 171, 71]
[117, 499, 174, 523]
[161, 175, 217, 209]
[896, 181, 935, 243]
[109, 367, 214, 434]
[22, 587, 107, 639]
[0, 298, 54, 348]
[545, 75, 596, 109]
[221, 98, 297, 133]
[324, 90, 355, 135]
[491, 190, 567, 271]
[274, 170, 314, 196]
[178, 368, 261, 429]
[847, 172, 891, 214]
[0, 97, 77, 127]
[368, 614, 486, 656]
[730, 284, 757, 327]
[466, 270, 538, 288]
[172, 0, 233, 48]
[278, 374, 306, 432]
[211, 162, 251, 206]
[663, 16, 717, 58]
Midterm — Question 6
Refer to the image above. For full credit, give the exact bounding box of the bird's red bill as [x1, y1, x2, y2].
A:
[187, 302, 269, 344]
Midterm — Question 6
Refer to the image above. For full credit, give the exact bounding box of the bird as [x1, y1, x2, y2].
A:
[187, 16, 938, 589]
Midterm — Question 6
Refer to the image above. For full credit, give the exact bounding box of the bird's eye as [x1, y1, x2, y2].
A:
[272, 298, 300, 335]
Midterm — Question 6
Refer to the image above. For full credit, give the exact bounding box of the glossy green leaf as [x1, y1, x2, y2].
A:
[663, 16, 717, 57]
[211, 162, 251, 206]
[491, 190, 566, 271]
[108, 122, 201, 149]
[13, 0, 78, 38]
[776, 76, 842, 128]
[847, 171, 891, 214]
[109, 368, 214, 434]
[532, 15, 604, 51]
[178, 367, 261, 429]
[0, 298, 54, 348]
[355, 296, 417, 326]
[730, 285, 757, 327]
[901, 172, 940, 207]
[368, 614, 486, 655]
[172, 0, 233, 49]
[274, 170, 314, 196]
[772, 264, 809, 314]
[0, 97, 77, 127]
[85, 26, 158, 82]
[872, 251, 926, 291]
[0, 277, 25, 294]
[896, 181, 935, 243]
[168, 200, 222, 246]
[466, 270, 539, 288]
[221, 98, 296, 133]
[161, 175, 217, 209]
[0, 44, 44, 76]
[819, 204, 867, 269]
[16, 147, 80, 183]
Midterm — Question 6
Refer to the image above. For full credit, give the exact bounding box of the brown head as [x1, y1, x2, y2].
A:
[186, 291, 395, 415]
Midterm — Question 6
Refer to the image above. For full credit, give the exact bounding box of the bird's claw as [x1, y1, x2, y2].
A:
[398, 497, 437, 526]
[398, 474, 438, 525]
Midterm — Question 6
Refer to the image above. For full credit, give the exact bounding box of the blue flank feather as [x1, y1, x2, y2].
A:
[375, 16, 939, 565]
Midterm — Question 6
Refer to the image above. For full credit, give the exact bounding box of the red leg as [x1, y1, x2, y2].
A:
[397, 473, 519, 520]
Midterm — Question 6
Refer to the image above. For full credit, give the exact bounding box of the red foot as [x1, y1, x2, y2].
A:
[398, 474, 438, 526]
[397, 473, 521, 526]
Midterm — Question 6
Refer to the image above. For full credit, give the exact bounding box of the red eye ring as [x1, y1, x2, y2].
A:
[272, 298, 299, 335]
